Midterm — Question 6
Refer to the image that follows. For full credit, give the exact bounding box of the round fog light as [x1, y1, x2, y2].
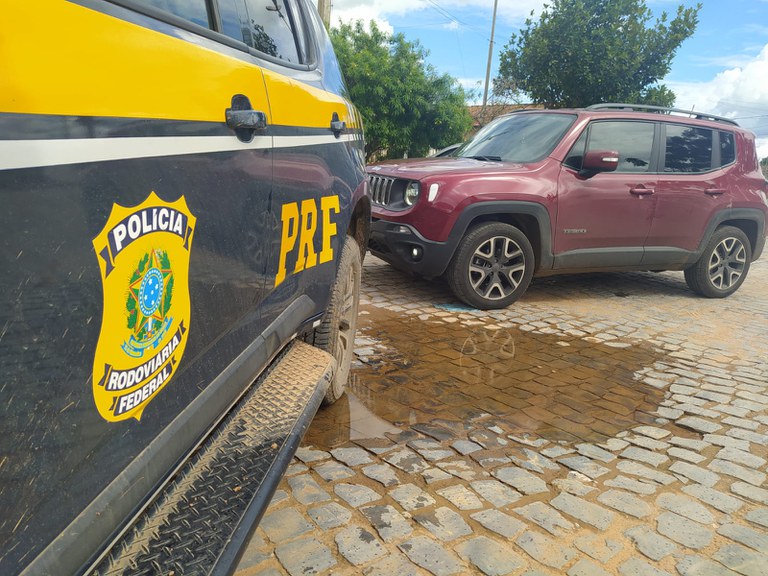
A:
[411, 246, 423, 261]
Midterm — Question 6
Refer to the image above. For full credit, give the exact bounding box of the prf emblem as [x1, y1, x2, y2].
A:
[91, 192, 196, 422]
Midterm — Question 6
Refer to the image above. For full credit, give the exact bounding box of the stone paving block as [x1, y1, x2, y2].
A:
[625, 435, 671, 451]
[716, 447, 767, 469]
[473, 451, 513, 469]
[335, 526, 386, 566]
[314, 460, 355, 482]
[520, 448, 561, 471]
[334, 483, 381, 507]
[515, 530, 577, 570]
[574, 534, 623, 563]
[362, 462, 400, 487]
[605, 476, 657, 495]
[575, 443, 616, 463]
[553, 477, 597, 496]
[625, 525, 678, 561]
[541, 445, 576, 458]
[363, 554, 422, 576]
[418, 448, 457, 462]
[551, 492, 616, 530]
[470, 479, 522, 507]
[618, 460, 677, 485]
[669, 461, 720, 487]
[558, 455, 611, 479]
[731, 482, 768, 505]
[236, 532, 271, 571]
[268, 489, 288, 507]
[390, 483, 437, 511]
[722, 416, 760, 430]
[260, 508, 313, 542]
[398, 536, 465, 576]
[713, 544, 768, 576]
[294, 447, 330, 463]
[383, 448, 431, 473]
[470, 509, 526, 539]
[656, 511, 714, 550]
[308, 502, 352, 529]
[455, 536, 527, 576]
[681, 484, 744, 514]
[601, 438, 631, 451]
[452, 439, 483, 455]
[354, 437, 397, 455]
[677, 416, 722, 434]
[708, 458, 767, 486]
[656, 493, 714, 524]
[598, 489, 653, 519]
[413, 506, 473, 542]
[667, 446, 706, 464]
[470, 429, 508, 449]
[676, 555, 742, 576]
[633, 425, 672, 440]
[718, 523, 768, 553]
[493, 466, 549, 495]
[274, 537, 336, 576]
[745, 508, 768, 529]
[567, 558, 612, 576]
[668, 436, 711, 451]
[422, 467, 454, 484]
[620, 446, 669, 467]
[287, 474, 332, 505]
[331, 446, 374, 467]
[285, 461, 308, 476]
[436, 484, 484, 510]
[412, 422, 457, 441]
[618, 557, 673, 576]
[727, 427, 768, 445]
[361, 504, 413, 543]
[435, 459, 479, 481]
[703, 434, 751, 451]
[514, 501, 575, 536]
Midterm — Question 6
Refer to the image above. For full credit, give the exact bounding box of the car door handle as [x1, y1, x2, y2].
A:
[226, 94, 267, 143]
[630, 186, 655, 196]
[705, 188, 726, 196]
[330, 112, 346, 137]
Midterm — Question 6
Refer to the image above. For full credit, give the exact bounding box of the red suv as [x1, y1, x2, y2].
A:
[367, 104, 768, 309]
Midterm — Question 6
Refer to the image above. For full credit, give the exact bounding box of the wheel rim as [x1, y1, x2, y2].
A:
[467, 235, 526, 301]
[707, 236, 746, 290]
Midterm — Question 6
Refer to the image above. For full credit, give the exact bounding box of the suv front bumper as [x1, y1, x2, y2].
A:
[368, 219, 457, 278]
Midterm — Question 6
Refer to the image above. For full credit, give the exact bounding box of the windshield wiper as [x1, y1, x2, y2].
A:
[467, 155, 502, 162]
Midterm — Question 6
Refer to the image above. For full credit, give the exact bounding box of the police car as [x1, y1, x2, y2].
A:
[0, 1, 369, 574]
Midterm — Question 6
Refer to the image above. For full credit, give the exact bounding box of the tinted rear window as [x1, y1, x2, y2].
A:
[664, 124, 714, 173]
[459, 113, 577, 163]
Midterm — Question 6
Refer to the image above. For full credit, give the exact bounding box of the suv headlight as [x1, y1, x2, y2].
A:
[404, 182, 420, 206]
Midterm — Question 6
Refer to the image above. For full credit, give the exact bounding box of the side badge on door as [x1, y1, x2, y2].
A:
[91, 192, 196, 422]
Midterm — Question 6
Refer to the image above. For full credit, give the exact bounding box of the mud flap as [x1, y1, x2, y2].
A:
[92, 340, 335, 576]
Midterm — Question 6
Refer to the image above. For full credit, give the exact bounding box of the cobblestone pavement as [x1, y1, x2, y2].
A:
[235, 256, 768, 576]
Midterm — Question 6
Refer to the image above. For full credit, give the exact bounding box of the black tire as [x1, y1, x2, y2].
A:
[447, 222, 535, 309]
[684, 226, 752, 298]
[308, 235, 362, 404]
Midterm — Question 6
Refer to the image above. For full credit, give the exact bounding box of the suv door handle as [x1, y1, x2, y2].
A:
[705, 188, 726, 196]
[630, 186, 655, 196]
[330, 112, 346, 137]
[226, 94, 267, 143]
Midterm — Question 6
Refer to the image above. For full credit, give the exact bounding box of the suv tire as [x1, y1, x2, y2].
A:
[308, 235, 362, 404]
[448, 222, 535, 309]
[684, 225, 752, 298]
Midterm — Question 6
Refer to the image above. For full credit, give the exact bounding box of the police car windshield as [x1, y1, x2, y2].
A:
[458, 112, 576, 163]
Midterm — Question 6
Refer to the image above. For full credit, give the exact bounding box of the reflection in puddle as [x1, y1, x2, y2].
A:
[306, 306, 667, 449]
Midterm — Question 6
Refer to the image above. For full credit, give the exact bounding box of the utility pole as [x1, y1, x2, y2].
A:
[482, 0, 499, 109]
[317, 0, 331, 28]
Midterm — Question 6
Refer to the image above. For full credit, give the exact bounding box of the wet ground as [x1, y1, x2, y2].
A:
[236, 256, 768, 576]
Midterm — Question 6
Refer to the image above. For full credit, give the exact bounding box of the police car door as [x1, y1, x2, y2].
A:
[0, 1, 278, 573]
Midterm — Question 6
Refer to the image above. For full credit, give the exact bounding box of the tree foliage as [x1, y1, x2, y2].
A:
[761, 156, 768, 179]
[494, 0, 701, 108]
[331, 20, 473, 161]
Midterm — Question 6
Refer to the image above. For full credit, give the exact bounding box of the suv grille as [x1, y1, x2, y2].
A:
[368, 175, 395, 206]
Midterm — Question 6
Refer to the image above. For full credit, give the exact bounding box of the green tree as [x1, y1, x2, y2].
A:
[761, 157, 768, 179]
[331, 20, 472, 161]
[494, 0, 701, 108]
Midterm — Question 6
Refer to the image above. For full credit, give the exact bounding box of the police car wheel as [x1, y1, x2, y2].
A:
[310, 235, 361, 405]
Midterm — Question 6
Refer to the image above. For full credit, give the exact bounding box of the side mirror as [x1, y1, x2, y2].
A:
[580, 150, 619, 178]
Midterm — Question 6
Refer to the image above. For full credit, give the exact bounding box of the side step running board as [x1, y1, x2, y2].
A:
[92, 340, 335, 576]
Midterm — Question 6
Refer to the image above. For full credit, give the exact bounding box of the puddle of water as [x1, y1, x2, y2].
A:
[305, 305, 668, 450]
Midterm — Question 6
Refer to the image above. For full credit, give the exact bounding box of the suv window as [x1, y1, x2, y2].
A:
[664, 124, 714, 173]
[591, 121, 655, 173]
[220, 0, 306, 63]
[134, 0, 211, 27]
[720, 131, 736, 166]
[458, 113, 576, 163]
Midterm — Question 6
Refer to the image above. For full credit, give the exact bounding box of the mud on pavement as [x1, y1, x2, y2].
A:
[236, 257, 768, 576]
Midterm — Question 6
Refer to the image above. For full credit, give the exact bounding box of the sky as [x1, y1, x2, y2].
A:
[328, 0, 768, 158]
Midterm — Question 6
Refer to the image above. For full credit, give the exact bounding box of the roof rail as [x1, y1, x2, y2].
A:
[586, 103, 739, 126]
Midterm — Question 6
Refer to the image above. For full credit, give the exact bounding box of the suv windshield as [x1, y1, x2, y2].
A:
[459, 112, 577, 163]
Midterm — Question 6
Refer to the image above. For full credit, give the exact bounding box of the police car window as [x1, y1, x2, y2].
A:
[240, 0, 304, 63]
[587, 121, 655, 173]
[720, 131, 736, 167]
[133, 0, 211, 28]
[664, 124, 713, 173]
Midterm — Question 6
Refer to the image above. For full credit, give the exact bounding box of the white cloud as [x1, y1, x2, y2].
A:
[671, 43, 768, 158]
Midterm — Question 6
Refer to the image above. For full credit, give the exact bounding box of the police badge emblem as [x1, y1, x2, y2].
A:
[92, 192, 196, 422]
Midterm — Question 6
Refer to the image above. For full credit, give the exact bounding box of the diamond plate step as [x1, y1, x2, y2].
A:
[92, 340, 335, 576]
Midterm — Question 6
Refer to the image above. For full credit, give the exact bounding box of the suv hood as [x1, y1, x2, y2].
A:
[367, 157, 531, 180]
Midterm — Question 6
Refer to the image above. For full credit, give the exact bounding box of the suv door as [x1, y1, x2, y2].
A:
[556, 120, 658, 268]
[643, 123, 733, 266]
